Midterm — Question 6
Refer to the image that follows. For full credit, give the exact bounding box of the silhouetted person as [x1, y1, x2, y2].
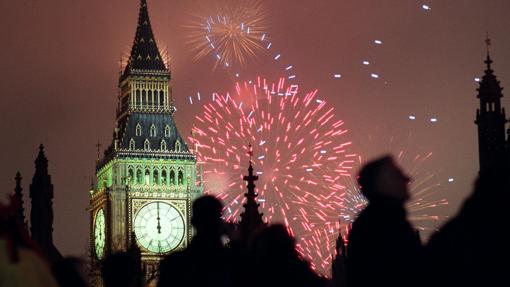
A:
[52, 257, 87, 287]
[101, 251, 143, 287]
[425, 168, 510, 286]
[346, 155, 422, 287]
[0, 195, 59, 287]
[158, 195, 234, 287]
[250, 224, 328, 287]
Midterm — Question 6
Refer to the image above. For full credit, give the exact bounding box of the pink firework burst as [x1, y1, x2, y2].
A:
[190, 77, 359, 275]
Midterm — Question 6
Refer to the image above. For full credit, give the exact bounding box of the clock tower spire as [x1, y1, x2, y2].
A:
[89, 1, 203, 284]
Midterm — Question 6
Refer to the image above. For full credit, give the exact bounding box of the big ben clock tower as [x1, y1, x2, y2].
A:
[89, 0, 203, 282]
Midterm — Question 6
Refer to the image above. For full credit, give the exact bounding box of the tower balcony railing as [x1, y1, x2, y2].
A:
[116, 105, 173, 117]
[96, 149, 196, 170]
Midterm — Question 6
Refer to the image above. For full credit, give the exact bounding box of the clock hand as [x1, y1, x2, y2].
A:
[169, 215, 180, 222]
[157, 202, 161, 234]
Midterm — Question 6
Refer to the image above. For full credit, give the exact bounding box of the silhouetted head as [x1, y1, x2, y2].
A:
[358, 155, 411, 203]
[101, 252, 142, 287]
[191, 195, 224, 235]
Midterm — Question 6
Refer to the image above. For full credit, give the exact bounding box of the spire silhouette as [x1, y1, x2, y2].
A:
[475, 38, 508, 173]
[332, 227, 347, 287]
[238, 158, 265, 241]
[14, 172, 26, 228]
[29, 144, 62, 264]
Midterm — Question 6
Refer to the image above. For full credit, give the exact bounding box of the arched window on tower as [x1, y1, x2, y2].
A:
[145, 169, 150, 185]
[169, 169, 175, 185]
[136, 124, 142, 136]
[175, 140, 181, 152]
[128, 168, 134, 184]
[136, 169, 143, 184]
[144, 139, 150, 150]
[161, 139, 167, 150]
[165, 125, 170, 137]
[135, 89, 140, 107]
[153, 169, 159, 185]
[142, 90, 147, 106]
[148, 90, 153, 107]
[159, 91, 165, 107]
[150, 124, 156, 137]
[178, 170, 184, 185]
[161, 169, 168, 185]
[129, 138, 136, 150]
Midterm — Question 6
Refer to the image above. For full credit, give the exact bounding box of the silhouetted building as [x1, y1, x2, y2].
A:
[29, 144, 62, 264]
[14, 171, 27, 230]
[238, 158, 265, 242]
[331, 228, 347, 287]
[475, 37, 510, 173]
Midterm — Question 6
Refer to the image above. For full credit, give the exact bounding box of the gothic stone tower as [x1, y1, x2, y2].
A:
[30, 144, 62, 265]
[89, 0, 203, 280]
[474, 40, 509, 173]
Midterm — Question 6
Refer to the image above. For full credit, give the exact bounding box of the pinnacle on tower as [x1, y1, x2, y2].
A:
[29, 144, 62, 264]
[238, 156, 265, 241]
[14, 172, 26, 228]
[331, 227, 347, 286]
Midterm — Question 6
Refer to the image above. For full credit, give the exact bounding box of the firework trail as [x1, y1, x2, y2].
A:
[185, 0, 268, 70]
[190, 77, 358, 275]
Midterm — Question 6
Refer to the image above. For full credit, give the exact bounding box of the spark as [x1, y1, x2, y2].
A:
[185, 0, 267, 69]
[334, 74, 342, 78]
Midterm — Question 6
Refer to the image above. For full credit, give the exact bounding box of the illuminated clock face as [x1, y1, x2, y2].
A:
[94, 209, 106, 259]
[134, 201, 185, 254]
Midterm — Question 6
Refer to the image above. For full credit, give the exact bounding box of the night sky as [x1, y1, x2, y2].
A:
[1, 0, 510, 257]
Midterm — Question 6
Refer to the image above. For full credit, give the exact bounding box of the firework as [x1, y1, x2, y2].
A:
[190, 77, 358, 275]
[185, 0, 268, 69]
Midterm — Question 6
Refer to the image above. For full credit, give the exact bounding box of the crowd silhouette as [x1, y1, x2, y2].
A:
[346, 156, 422, 287]
[1, 154, 508, 287]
